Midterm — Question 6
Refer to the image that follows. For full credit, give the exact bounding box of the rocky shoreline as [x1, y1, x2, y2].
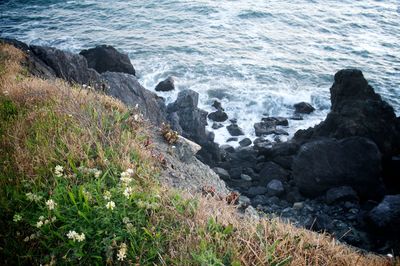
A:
[2, 38, 399, 255]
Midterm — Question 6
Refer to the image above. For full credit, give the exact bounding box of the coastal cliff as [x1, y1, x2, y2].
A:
[0, 39, 397, 265]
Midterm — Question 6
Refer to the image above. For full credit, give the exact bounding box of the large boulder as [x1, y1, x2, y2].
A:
[80, 45, 135, 75]
[292, 137, 383, 198]
[30, 45, 103, 87]
[368, 195, 400, 236]
[101, 72, 166, 124]
[295, 69, 400, 158]
[294, 102, 315, 114]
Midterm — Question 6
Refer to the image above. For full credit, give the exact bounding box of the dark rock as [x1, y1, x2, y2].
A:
[167, 90, 208, 145]
[252, 195, 269, 206]
[368, 195, 400, 236]
[220, 144, 234, 153]
[286, 188, 305, 203]
[30, 45, 103, 87]
[229, 167, 242, 179]
[206, 130, 215, 142]
[211, 122, 223, 129]
[262, 117, 289, 126]
[258, 162, 289, 184]
[325, 186, 358, 205]
[213, 167, 230, 180]
[274, 129, 289, 136]
[227, 137, 238, 142]
[292, 137, 383, 198]
[254, 122, 276, 136]
[272, 155, 294, 170]
[267, 179, 285, 196]
[239, 138, 252, 147]
[212, 100, 224, 111]
[154, 77, 175, 92]
[227, 123, 244, 136]
[101, 72, 166, 124]
[294, 102, 315, 114]
[208, 109, 228, 122]
[80, 45, 135, 75]
[382, 156, 400, 194]
[229, 118, 237, 124]
[295, 69, 400, 158]
[247, 186, 268, 197]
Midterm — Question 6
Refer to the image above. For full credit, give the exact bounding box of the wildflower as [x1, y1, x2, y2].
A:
[94, 170, 102, 178]
[67, 230, 78, 239]
[3, 90, 9, 96]
[133, 114, 140, 121]
[103, 191, 112, 200]
[76, 233, 85, 242]
[54, 165, 64, 178]
[36, 220, 43, 228]
[23, 236, 30, 242]
[46, 199, 57, 210]
[13, 214, 22, 223]
[39, 216, 45, 221]
[117, 243, 127, 261]
[123, 187, 133, 199]
[122, 217, 130, 224]
[106, 201, 116, 210]
[26, 192, 43, 202]
[51, 216, 57, 222]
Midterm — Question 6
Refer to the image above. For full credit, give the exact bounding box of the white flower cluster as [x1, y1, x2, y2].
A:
[13, 214, 22, 223]
[46, 199, 57, 210]
[117, 243, 128, 261]
[54, 165, 64, 178]
[106, 201, 116, 210]
[66, 230, 85, 242]
[26, 192, 43, 202]
[123, 187, 133, 199]
[103, 190, 112, 200]
[120, 168, 135, 185]
[78, 166, 102, 178]
[36, 216, 56, 228]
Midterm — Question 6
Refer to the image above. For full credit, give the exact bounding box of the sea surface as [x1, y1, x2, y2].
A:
[1, 0, 399, 144]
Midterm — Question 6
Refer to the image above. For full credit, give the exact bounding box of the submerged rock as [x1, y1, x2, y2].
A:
[80, 45, 135, 75]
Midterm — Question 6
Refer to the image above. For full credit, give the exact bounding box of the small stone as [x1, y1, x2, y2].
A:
[155, 77, 175, 92]
[227, 137, 238, 142]
[227, 124, 244, 136]
[212, 122, 224, 129]
[267, 179, 285, 196]
[239, 138, 252, 147]
[240, 174, 252, 182]
[213, 167, 230, 180]
[293, 202, 304, 210]
[247, 186, 268, 197]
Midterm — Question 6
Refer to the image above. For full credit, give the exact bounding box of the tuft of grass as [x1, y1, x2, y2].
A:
[0, 43, 396, 265]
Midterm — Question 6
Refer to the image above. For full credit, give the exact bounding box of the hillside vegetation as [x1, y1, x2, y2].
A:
[0, 43, 394, 265]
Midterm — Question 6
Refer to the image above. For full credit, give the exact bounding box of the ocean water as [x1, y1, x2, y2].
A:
[1, 0, 399, 145]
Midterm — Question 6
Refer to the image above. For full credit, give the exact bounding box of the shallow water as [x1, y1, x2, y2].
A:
[1, 0, 399, 144]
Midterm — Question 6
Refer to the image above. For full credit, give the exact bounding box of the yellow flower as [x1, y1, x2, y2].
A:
[106, 201, 116, 210]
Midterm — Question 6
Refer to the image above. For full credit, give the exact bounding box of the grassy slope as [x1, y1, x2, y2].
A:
[0, 43, 394, 265]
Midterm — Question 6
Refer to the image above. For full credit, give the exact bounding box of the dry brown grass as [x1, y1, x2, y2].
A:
[165, 194, 395, 266]
[0, 42, 397, 265]
[0, 43, 154, 184]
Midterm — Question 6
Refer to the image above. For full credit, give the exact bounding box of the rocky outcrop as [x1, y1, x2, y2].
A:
[295, 69, 400, 158]
[292, 137, 383, 198]
[80, 45, 135, 75]
[30, 45, 104, 88]
[101, 72, 166, 124]
[155, 77, 175, 92]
